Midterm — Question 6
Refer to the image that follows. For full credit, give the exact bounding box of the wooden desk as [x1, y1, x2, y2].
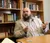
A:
[16, 35, 50, 43]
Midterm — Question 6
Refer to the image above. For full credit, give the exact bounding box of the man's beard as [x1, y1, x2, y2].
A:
[23, 15, 31, 21]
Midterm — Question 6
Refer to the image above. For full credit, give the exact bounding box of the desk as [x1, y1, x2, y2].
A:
[16, 35, 50, 43]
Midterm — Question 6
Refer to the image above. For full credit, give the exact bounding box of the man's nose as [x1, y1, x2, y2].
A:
[25, 13, 27, 15]
[25, 12, 28, 14]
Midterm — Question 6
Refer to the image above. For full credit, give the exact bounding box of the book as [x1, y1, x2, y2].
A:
[0, 14, 3, 22]
[4, 13, 8, 22]
[8, 0, 12, 8]
[4, 0, 6, 8]
[0, 0, 4, 8]
[22, 2, 25, 10]
[13, 13, 16, 21]
[0, 32, 5, 38]
[0, 13, 4, 23]
[6, 0, 9, 8]
[36, 5, 39, 11]
[10, 0, 13, 8]
[1, 38, 15, 43]
[3, 0, 11, 8]
[11, 0, 17, 8]
[2, 0, 4, 8]
[7, 14, 13, 22]
[25, 2, 36, 10]
[12, 13, 18, 21]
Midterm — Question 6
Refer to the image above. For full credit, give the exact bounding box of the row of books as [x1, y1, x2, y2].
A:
[0, 0, 18, 8]
[0, 13, 4, 23]
[0, 12, 18, 23]
[22, 2, 39, 11]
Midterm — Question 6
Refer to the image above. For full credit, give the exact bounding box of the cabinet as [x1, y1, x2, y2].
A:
[0, 0, 44, 39]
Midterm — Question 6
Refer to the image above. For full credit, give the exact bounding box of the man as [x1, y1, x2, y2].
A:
[14, 8, 48, 38]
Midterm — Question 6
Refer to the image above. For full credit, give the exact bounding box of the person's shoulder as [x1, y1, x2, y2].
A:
[14, 19, 21, 26]
[15, 19, 21, 23]
[35, 16, 40, 19]
[35, 16, 38, 18]
[35, 16, 42, 24]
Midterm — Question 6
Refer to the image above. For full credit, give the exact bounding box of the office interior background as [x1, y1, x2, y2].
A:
[0, 0, 50, 43]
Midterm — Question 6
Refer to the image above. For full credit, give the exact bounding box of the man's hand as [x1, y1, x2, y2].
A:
[42, 22, 48, 29]
[23, 27, 28, 32]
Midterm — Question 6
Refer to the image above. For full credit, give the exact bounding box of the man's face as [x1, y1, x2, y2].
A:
[23, 8, 31, 21]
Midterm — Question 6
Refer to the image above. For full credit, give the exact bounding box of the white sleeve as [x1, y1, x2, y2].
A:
[35, 16, 43, 27]
[38, 18, 43, 25]
[37, 17, 49, 32]
[44, 23, 49, 32]
[35, 16, 43, 25]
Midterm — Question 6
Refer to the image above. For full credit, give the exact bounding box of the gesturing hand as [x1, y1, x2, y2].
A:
[42, 22, 48, 29]
[23, 26, 28, 32]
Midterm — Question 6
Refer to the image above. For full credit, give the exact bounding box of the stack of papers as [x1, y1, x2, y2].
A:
[1, 38, 15, 43]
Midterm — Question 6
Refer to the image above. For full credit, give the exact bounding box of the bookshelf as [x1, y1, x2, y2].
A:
[0, 0, 21, 39]
[0, 0, 44, 39]
[22, 0, 44, 22]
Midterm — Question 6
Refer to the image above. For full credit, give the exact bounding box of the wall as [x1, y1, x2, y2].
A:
[43, 0, 50, 32]
[43, 0, 50, 22]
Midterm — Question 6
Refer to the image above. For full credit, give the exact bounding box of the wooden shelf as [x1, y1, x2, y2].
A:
[36, 1, 43, 4]
[25, 0, 37, 2]
[31, 10, 43, 13]
[0, 8, 21, 11]
[0, 35, 14, 39]
[37, 0, 43, 2]
[0, 22, 15, 24]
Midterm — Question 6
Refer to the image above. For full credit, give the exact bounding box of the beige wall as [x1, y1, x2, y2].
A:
[43, 0, 50, 31]
[43, 0, 50, 22]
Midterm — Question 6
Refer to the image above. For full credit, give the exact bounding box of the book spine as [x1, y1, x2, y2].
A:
[2, 0, 4, 8]
[13, 13, 16, 21]
[12, 0, 17, 8]
[36, 5, 39, 11]
[7, 14, 13, 22]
